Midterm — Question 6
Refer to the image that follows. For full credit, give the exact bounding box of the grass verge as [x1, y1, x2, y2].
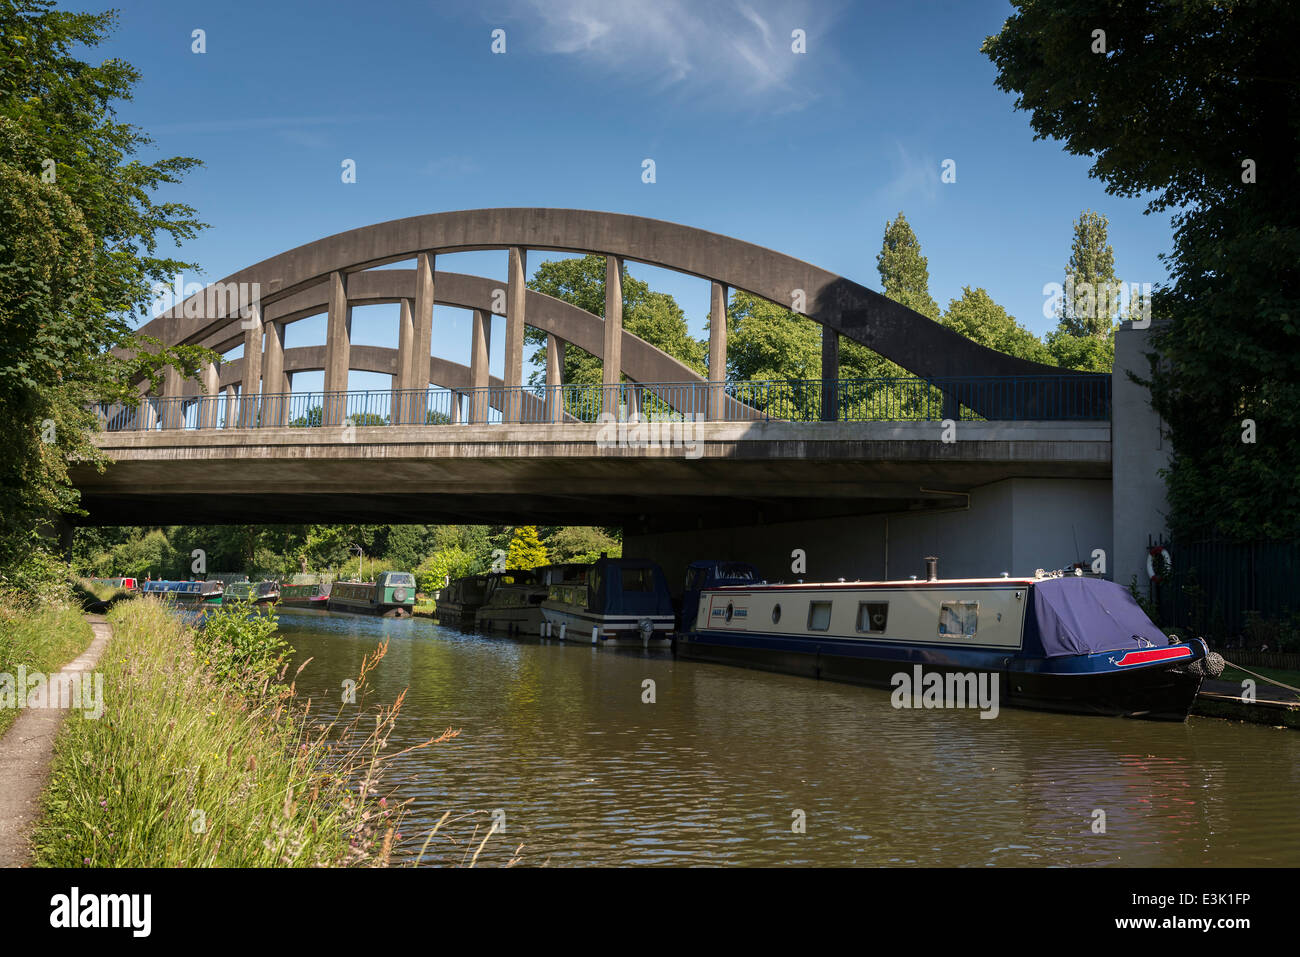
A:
[0, 602, 95, 738]
[30, 598, 450, 867]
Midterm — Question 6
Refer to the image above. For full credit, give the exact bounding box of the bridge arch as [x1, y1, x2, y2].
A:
[135, 208, 1086, 423]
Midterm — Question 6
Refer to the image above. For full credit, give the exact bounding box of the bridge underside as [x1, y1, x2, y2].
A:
[76, 421, 1110, 533]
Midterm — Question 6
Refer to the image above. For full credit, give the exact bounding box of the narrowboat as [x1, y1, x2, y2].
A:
[437, 574, 493, 625]
[327, 571, 417, 617]
[679, 560, 764, 630]
[676, 558, 1222, 721]
[89, 577, 138, 592]
[142, 580, 224, 606]
[223, 580, 281, 604]
[279, 582, 331, 611]
[540, 558, 675, 642]
[474, 569, 548, 634]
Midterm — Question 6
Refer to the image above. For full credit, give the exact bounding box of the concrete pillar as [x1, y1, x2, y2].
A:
[393, 297, 414, 423]
[408, 253, 435, 412]
[262, 319, 287, 426]
[603, 255, 623, 416]
[469, 308, 491, 424]
[1112, 320, 1170, 598]
[820, 325, 839, 422]
[139, 390, 159, 431]
[199, 361, 220, 429]
[709, 281, 728, 421]
[504, 247, 527, 422]
[162, 365, 184, 430]
[223, 385, 237, 429]
[450, 392, 462, 424]
[545, 334, 564, 423]
[240, 305, 264, 428]
[323, 270, 351, 426]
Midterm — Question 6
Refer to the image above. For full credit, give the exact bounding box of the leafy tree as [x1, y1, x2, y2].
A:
[525, 255, 705, 385]
[984, 0, 1300, 539]
[505, 525, 548, 570]
[726, 291, 821, 382]
[415, 545, 480, 595]
[546, 526, 620, 562]
[0, 1, 212, 570]
[876, 213, 941, 322]
[1057, 209, 1121, 338]
[942, 287, 1052, 364]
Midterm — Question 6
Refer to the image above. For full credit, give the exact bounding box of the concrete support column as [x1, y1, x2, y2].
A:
[405, 253, 435, 424]
[323, 270, 351, 426]
[223, 385, 237, 429]
[545, 334, 564, 423]
[450, 392, 462, 424]
[709, 281, 728, 421]
[603, 255, 623, 416]
[469, 308, 491, 424]
[162, 365, 184, 430]
[820, 325, 839, 422]
[504, 247, 527, 422]
[1112, 319, 1170, 597]
[262, 319, 287, 426]
[139, 388, 159, 431]
[240, 305, 264, 428]
[199, 361, 220, 429]
[392, 297, 414, 424]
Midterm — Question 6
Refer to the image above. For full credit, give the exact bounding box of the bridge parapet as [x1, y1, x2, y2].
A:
[95, 375, 1111, 432]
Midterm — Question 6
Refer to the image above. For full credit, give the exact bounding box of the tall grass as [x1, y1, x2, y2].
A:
[0, 602, 94, 738]
[31, 598, 454, 867]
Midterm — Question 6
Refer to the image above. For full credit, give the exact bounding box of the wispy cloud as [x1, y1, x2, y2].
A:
[879, 142, 941, 206]
[503, 0, 844, 110]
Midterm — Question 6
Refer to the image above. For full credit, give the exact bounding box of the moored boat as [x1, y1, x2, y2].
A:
[327, 571, 417, 617]
[223, 580, 281, 604]
[279, 581, 331, 611]
[676, 558, 1221, 721]
[437, 574, 492, 625]
[540, 558, 675, 643]
[474, 569, 548, 634]
[89, 577, 138, 593]
[142, 579, 224, 606]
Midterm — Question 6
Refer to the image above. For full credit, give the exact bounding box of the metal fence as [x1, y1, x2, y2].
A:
[1153, 540, 1300, 647]
[95, 374, 1112, 432]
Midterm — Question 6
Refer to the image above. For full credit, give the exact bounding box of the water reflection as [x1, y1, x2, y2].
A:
[275, 611, 1300, 867]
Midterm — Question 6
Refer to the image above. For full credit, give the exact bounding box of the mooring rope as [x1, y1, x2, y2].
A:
[1219, 657, 1300, 698]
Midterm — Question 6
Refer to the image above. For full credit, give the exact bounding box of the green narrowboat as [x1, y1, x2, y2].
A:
[327, 571, 417, 617]
[223, 580, 281, 604]
[142, 580, 224, 606]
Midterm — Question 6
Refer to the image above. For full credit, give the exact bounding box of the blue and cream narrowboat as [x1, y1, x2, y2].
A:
[223, 580, 281, 604]
[677, 559, 1220, 721]
[142, 579, 224, 606]
[475, 569, 549, 634]
[279, 582, 331, 611]
[327, 571, 417, 617]
[540, 558, 675, 642]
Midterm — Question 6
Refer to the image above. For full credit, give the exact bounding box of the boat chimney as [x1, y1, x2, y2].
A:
[924, 556, 938, 581]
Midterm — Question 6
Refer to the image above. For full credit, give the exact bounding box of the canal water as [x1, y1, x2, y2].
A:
[278, 611, 1300, 867]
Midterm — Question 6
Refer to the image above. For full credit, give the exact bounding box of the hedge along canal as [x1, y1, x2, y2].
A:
[28, 599, 469, 867]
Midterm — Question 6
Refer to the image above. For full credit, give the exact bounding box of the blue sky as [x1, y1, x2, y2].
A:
[97, 0, 1173, 392]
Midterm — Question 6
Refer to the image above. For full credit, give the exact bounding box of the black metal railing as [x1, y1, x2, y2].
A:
[95, 374, 1112, 432]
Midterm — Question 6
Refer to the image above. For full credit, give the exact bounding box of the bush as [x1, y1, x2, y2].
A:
[192, 599, 290, 697]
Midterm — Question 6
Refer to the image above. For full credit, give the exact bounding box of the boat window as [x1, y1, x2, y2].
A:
[388, 573, 416, 587]
[807, 601, 832, 631]
[622, 567, 655, 592]
[772, 603, 782, 624]
[856, 601, 889, 634]
[938, 600, 979, 637]
[685, 568, 704, 591]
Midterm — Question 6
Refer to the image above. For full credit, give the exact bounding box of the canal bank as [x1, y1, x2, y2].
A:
[277, 612, 1300, 866]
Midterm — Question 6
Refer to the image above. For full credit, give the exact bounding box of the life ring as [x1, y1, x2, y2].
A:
[1146, 546, 1172, 583]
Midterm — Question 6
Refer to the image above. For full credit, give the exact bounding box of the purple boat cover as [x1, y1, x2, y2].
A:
[1028, 577, 1167, 657]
